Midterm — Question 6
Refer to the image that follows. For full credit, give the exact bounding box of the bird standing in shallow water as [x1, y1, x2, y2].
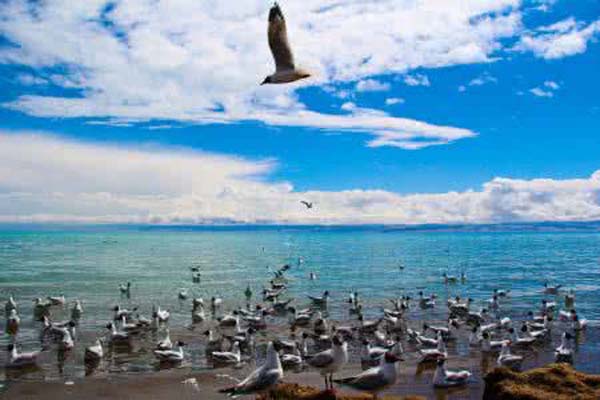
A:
[262, 3, 310, 85]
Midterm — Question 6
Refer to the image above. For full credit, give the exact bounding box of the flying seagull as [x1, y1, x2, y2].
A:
[262, 3, 310, 85]
[300, 201, 313, 209]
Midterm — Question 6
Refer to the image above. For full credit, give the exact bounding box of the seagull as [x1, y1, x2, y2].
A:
[308, 290, 330, 307]
[305, 335, 348, 390]
[433, 359, 471, 388]
[47, 294, 65, 306]
[544, 282, 562, 295]
[219, 342, 283, 397]
[6, 344, 41, 368]
[360, 340, 387, 369]
[119, 282, 131, 296]
[106, 322, 131, 346]
[154, 341, 185, 363]
[497, 341, 523, 368]
[262, 3, 310, 85]
[555, 332, 574, 363]
[5, 309, 20, 336]
[71, 300, 83, 321]
[5, 295, 17, 315]
[300, 200, 314, 209]
[211, 341, 241, 365]
[156, 328, 173, 351]
[245, 284, 253, 302]
[84, 339, 104, 363]
[334, 352, 402, 400]
[281, 346, 303, 369]
[192, 304, 206, 324]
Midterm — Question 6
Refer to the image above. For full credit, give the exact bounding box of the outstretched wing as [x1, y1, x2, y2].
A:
[268, 3, 295, 71]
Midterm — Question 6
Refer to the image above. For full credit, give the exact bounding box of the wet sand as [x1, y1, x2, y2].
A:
[0, 367, 477, 400]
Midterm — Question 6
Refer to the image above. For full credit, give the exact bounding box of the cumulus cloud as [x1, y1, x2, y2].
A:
[16, 73, 48, 86]
[385, 97, 404, 106]
[516, 17, 600, 59]
[529, 80, 560, 98]
[355, 79, 390, 92]
[403, 74, 431, 87]
[0, 0, 526, 149]
[458, 72, 497, 92]
[1, 131, 600, 225]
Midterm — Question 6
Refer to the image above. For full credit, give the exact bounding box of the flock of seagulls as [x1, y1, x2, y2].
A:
[1, 257, 590, 400]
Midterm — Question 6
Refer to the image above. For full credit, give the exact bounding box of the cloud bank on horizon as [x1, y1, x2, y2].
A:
[1, 0, 597, 150]
[1, 132, 600, 225]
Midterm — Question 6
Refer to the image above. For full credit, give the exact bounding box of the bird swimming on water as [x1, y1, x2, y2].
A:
[262, 3, 310, 85]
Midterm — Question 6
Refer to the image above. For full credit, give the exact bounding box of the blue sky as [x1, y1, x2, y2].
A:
[0, 0, 599, 224]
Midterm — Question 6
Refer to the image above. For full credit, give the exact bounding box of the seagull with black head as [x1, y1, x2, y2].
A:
[262, 3, 310, 85]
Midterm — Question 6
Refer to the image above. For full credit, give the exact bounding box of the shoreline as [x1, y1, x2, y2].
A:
[3, 363, 599, 400]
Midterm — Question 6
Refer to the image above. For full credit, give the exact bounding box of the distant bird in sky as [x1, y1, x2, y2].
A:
[262, 3, 310, 85]
[300, 200, 313, 209]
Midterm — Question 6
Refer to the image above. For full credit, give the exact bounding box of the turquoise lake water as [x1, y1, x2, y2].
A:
[1, 225, 600, 386]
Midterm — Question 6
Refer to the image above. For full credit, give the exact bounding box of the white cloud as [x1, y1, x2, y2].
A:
[16, 73, 48, 86]
[469, 73, 498, 87]
[531, 0, 557, 13]
[0, 0, 523, 149]
[355, 79, 390, 92]
[529, 87, 554, 98]
[385, 97, 404, 106]
[340, 102, 357, 111]
[2, 131, 600, 225]
[516, 17, 600, 59]
[403, 74, 431, 87]
[544, 80, 560, 90]
[458, 72, 497, 92]
[529, 80, 560, 98]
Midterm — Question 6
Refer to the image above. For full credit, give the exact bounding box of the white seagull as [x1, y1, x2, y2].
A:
[433, 359, 471, 388]
[85, 339, 104, 363]
[334, 352, 402, 400]
[219, 342, 283, 398]
[305, 336, 348, 389]
[6, 344, 41, 368]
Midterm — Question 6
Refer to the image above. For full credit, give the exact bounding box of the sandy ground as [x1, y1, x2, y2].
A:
[0, 357, 484, 400]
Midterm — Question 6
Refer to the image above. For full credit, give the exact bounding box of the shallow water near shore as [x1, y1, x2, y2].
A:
[1, 225, 600, 399]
